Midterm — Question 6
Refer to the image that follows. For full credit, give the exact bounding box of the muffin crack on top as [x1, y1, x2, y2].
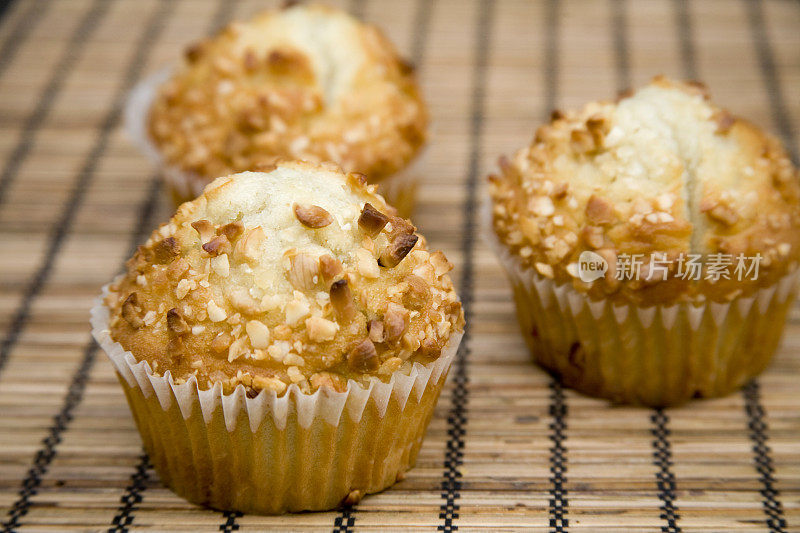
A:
[489, 77, 800, 305]
[105, 161, 463, 396]
[147, 4, 427, 184]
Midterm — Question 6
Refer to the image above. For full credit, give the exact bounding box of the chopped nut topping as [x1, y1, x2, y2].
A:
[306, 316, 339, 342]
[319, 254, 343, 282]
[210, 254, 230, 277]
[535, 262, 554, 279]
[310, 372, 346, 392]
[403, 275, 429, 309]
[287, 253, 320, 291]
[235, 226, 265, 262]
[384, 303, 408, 341]
[570, 129, 596, 153]
[700, 199, 739, 226]
[430, 251, 454, 277]
[167, 258, 189, 279]
[347, 172, 368, 186]
[184, 42, 204, 63]
[217, 221, 244, 242]
[387, 216, 415, 238]
[585, 195, 615, 225]
[358, 203, 389, 236]
[166, 308, 189, 334]
[252, 375, 287, 394]
[379, 234, 419, 268]
[175, 278, 193, 300]
[284, 297, 310, 325]
[243, 48, 258, 71]
[227, 287, 260, 314]
[245, 320, 270, 349]
[207, 299, 227, 322]
[191, 219, 215, 243]
[293, 203, 333, 228]
[211, 332, 232, 353]
[329, 279, 356, 321]
[343, 490, 364, 507]
[153, 237, 180, 263]
[368, 319, 385, 343]
[713, 109, 735, 134]
[581, 226, 604, 249]
[121, 293, 143, 328]
[550, 182, 569, 199]
[202, 235, 231, 256]
[379, 357, 403, 375]
[227, 337, 247, 362]
[655, 193, 675, 211]
[347, 339, 379, 371]
[530, 196, 555, 217]
[356, 248, 380, 278]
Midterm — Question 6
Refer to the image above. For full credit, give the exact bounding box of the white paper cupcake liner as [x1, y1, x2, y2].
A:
[125, 68, 423, 215]
[91, 281, 461, 513]
[482, 200, 798, 406]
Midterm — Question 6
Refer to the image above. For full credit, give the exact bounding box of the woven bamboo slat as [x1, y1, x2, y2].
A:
[0, 0, 798, 531]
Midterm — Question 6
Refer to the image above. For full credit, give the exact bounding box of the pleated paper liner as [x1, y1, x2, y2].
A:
[90, 283, 462, 514]
[483, 203, 798, 407]
[125, 68, 422, 216]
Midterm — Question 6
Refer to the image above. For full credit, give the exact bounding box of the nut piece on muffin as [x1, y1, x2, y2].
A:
[147, 3, 427, 207]
[106, 161, 462, 398]
[488, 77, 800, 406]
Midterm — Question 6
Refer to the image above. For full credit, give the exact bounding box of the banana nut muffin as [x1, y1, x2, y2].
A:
[105, 161, 462, 396]
[147, 4, 427, 198]
[488, 77, 800, 405]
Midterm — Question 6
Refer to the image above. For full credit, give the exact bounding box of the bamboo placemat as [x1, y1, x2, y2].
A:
[0, 0, 798, 531]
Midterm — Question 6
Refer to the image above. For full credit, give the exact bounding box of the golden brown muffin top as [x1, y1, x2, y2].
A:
[106, 162, 463, 396]
[489, 77, 800, 305]
[148, 4, 427, 183]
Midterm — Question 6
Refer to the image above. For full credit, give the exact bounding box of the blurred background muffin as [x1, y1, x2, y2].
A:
[488, 77, 800, 407]
[94, 161, 463, 513]
[132, 3, 427, 214]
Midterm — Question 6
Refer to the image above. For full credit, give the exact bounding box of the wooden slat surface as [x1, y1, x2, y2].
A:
[0, 0, 798, 531]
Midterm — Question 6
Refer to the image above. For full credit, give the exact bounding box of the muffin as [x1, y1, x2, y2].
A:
[91, 161, 463, 513]
[135, 3, 426, 214]
[488, 77, 800, 407]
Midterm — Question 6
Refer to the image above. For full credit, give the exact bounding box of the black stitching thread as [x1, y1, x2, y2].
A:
[0, 0, 47, 80]
[543, 1, 569, 531]
[650, 409, 681, 533]
[548, 380, 569, 532]
[349, 0, 366, 20]
[611, 3, 682, 531]
[437, 1, 493, 531]
[108, 3, 238, 531]
[332, 508, 356, 532]
[743, 381, 787, 533]
[102, 176, 161, 533]
[330, 0, 433, 530]
[0, 1, 172, 529]
[672, 0, 697, 80]
[0, 0, 121, 378]
[745, 1, 792, 530]
[745, 0, 798, 165]
[108, 454, 152, 533]
[610, 0, 631, 92]
[219, 511, 243, 532]
[0, 0, 15, 24]
[0, 0, 109, 209]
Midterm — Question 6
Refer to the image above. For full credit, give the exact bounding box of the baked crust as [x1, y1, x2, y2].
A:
[106, 161, 463, 396]
[489, 77, 800, 305]
[148, 4, 427, 185]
